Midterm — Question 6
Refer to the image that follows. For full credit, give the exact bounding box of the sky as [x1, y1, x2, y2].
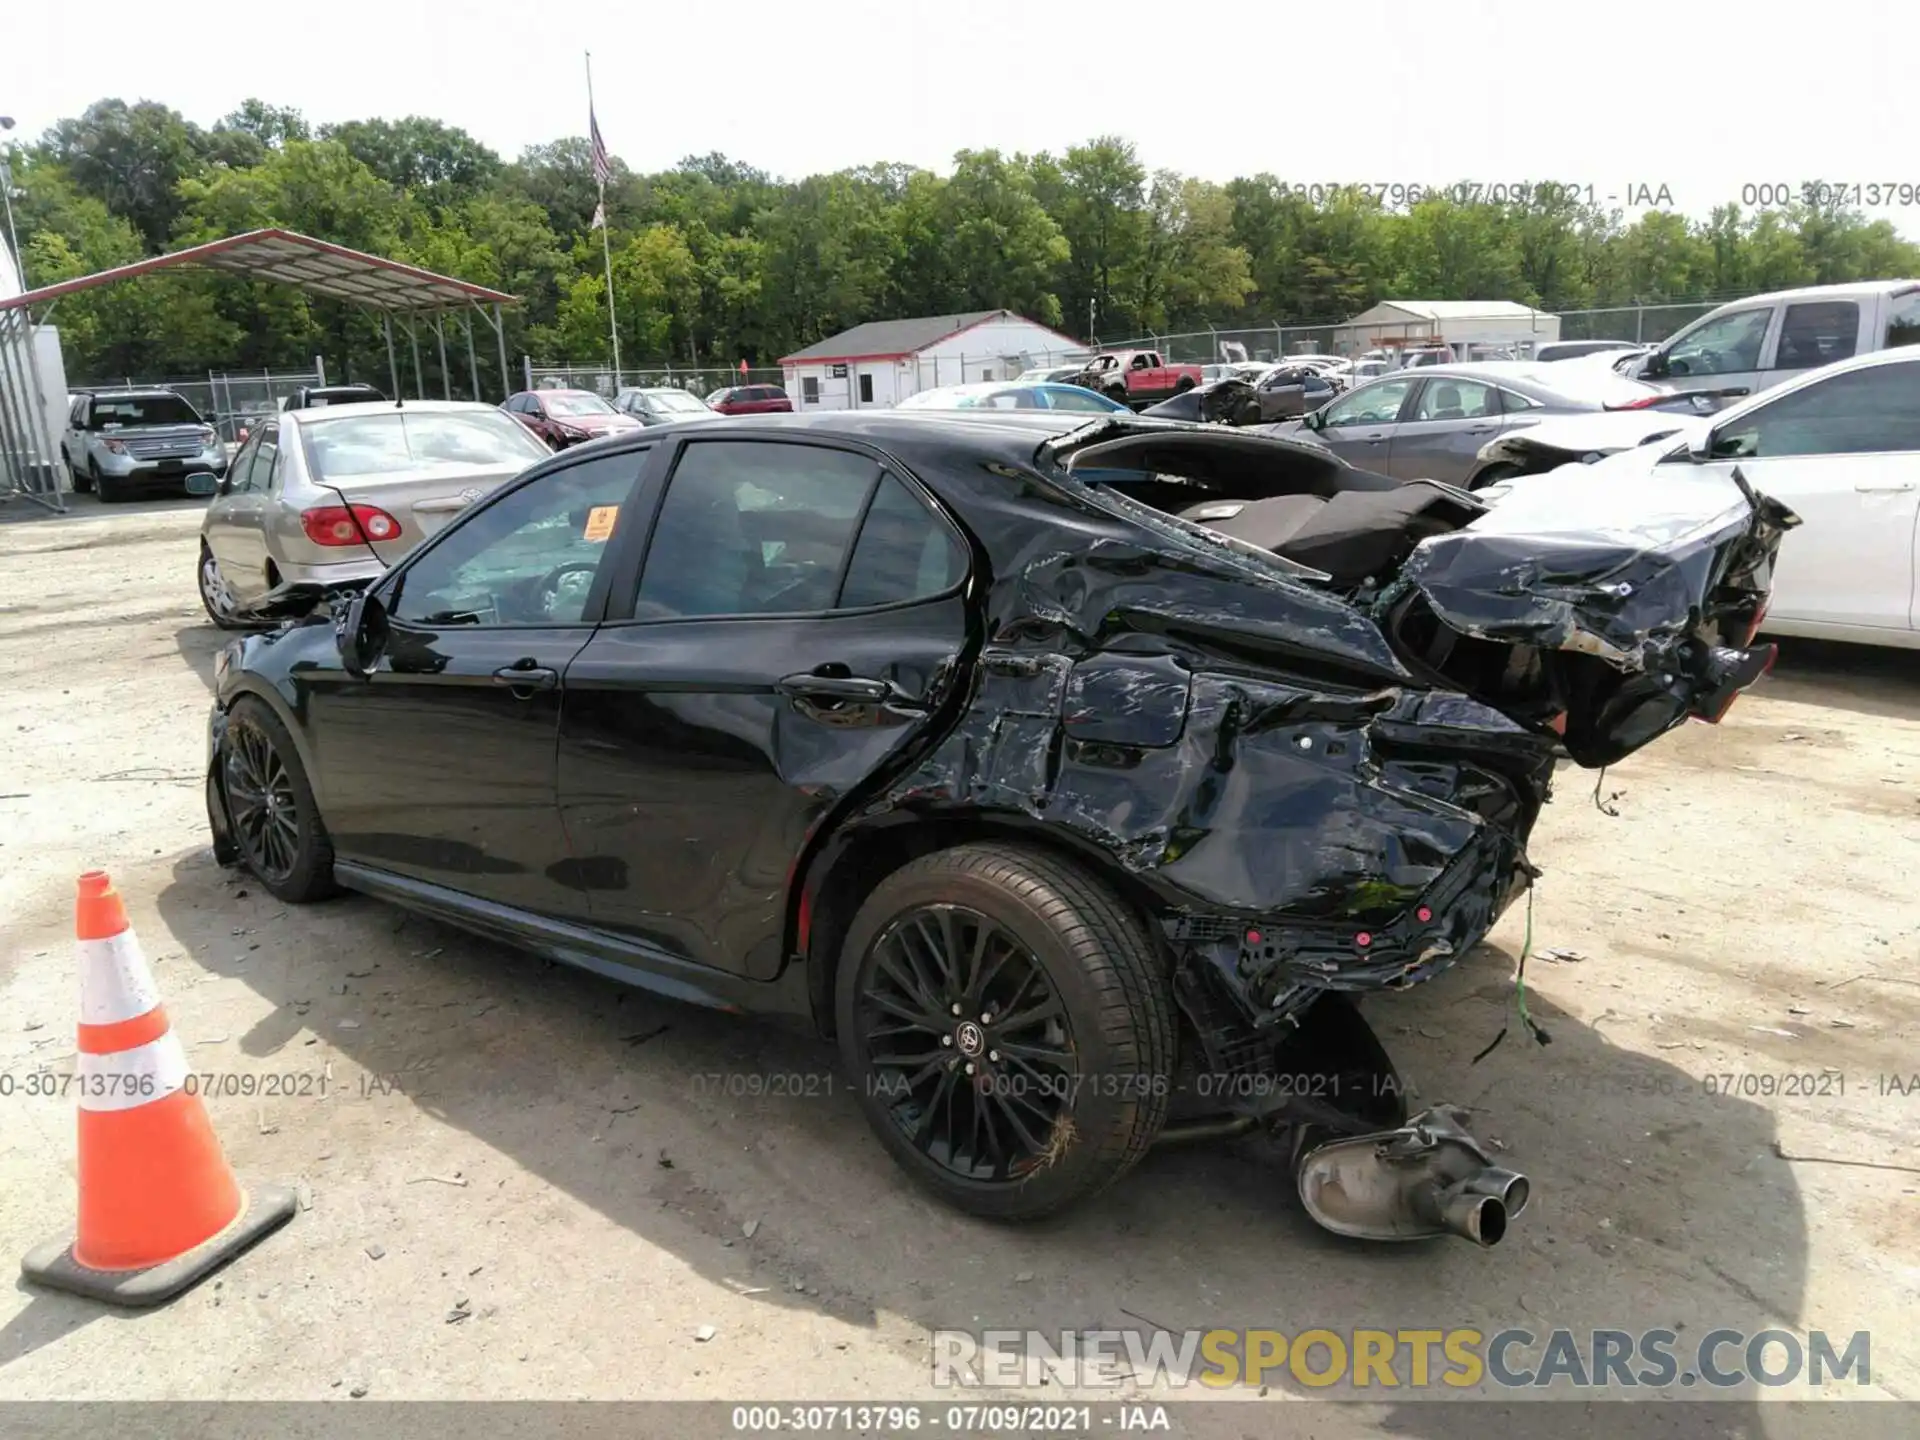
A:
[8, 0, 1920, 233]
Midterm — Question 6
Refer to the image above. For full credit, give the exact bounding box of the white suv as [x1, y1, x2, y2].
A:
[1628, 280, 1920, 401]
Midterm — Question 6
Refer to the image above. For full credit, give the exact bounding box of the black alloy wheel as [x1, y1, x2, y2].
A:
[860, 904, 1077, 1184]
[838, 843, 1175, 1220]
[221, 700, 338, 903]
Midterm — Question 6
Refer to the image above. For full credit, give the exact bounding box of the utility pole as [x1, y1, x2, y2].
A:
[585, 54, 622, 386]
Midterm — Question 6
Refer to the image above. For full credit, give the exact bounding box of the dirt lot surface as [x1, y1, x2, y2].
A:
[1, 494, 1916, 1426]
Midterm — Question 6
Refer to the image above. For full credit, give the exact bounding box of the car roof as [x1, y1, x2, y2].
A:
[81, 389, 182, 400]
[543, 407, 1087, 457]
[1710, 279, 1920, 307]
[281, 399, 517, 425]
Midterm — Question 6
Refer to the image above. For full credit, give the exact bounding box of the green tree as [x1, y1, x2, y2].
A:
[40, 99, 210, 250]
[936, 150, 1068, 324]
[1051, 137, 1146, 335]
[322, 117, 501, 203]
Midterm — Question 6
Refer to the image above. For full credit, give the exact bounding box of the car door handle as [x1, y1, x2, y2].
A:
[493, 662, 558, 695]
[1467, 423, 1495, 433]
[1855, 481, 1916, 493]
[776, 671, 894, 703]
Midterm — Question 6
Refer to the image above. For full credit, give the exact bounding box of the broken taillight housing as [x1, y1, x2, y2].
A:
[1695, 643, 1777, 724]
[301, 504, 401, 547]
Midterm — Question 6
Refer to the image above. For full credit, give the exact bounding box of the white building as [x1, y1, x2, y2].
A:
[779, 309, 1086, 410]
[1336, 300, 1561, 358]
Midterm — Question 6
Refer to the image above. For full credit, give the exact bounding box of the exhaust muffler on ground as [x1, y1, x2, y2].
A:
[1293, 1105, 1529, 1246]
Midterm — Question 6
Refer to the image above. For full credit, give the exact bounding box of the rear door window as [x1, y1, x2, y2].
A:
[1882, 290, 1920, 349]
[634, 441, 876, 619]
[837, 474, 967, 608]
[1772, 300, 1859, 370]
[1411, 379, 1497, 420]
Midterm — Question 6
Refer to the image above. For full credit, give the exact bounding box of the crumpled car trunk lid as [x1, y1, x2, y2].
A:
[1385, 464, 1798, 766]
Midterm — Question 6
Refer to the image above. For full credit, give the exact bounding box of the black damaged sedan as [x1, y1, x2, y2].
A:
[205, 411, 1793, 1245]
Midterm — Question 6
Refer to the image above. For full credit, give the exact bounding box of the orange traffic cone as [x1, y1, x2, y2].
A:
[20, 870, 295, 1306]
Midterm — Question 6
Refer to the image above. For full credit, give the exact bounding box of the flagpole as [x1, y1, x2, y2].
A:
[587, 49, 622, 386]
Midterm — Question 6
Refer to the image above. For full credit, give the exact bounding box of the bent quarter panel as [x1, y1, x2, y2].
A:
[557, 598, 969, 978]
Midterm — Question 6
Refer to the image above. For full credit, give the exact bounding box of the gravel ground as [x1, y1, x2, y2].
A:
[1, 494, 1916, 1424]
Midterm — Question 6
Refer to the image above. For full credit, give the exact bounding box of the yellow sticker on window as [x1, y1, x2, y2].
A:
[582, 505, 619, 542]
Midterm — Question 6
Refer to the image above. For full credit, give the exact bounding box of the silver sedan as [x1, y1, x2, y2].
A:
[192, 400, 552, 628]
[1275, 362, 1704, 487]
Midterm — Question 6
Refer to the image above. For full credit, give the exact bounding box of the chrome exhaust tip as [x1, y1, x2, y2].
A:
[1294, 1106, 1529, 1247]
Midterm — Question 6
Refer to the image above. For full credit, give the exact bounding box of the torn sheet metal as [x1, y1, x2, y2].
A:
[1395, 464, 1795, 670]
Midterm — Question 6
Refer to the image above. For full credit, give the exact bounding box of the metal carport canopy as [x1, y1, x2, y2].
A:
[0, 226, 520, 413]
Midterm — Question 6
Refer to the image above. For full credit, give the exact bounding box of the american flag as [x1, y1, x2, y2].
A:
[589, 107, 611, 188]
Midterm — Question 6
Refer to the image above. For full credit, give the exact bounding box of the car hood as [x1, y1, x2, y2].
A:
[92, 422, 210, 440]
[556, 413, 641, 432]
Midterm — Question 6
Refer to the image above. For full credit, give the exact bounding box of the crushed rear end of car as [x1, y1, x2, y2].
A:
[874, 419, 1795, 1247]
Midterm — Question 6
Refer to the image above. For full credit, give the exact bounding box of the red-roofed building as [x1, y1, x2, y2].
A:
[778, 309, 1087, 410]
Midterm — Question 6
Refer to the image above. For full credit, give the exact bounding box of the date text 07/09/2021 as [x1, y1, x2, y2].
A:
[1269, 181, 1677, 207]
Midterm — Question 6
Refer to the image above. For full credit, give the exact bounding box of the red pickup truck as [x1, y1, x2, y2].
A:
[1067, 350, 1205, 408]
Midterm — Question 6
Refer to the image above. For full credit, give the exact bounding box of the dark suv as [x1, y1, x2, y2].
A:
[705, 383, 792, 415]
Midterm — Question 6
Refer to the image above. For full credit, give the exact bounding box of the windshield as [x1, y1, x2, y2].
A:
[645, 391, 711, 414]
[544, 392, 617, 417]
[897, 387, 982, 409]
[303, 410, 551, 482]
[87, 394, 200, 428]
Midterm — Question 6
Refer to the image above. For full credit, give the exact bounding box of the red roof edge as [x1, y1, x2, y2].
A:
[776, 350, 913, 367]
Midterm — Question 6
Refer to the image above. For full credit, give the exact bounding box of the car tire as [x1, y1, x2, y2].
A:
[197, 542, 248, 630]
[836, 842, 1175, 1220]
[94, 464, 124, 504]
[220, 697, 340, 904]
[66, 454, 93, 494]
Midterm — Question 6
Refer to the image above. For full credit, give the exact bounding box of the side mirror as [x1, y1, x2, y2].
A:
[1686, 430, 1716, 462]
[183, 471, 220, 497]
[336, 591, 388, 679]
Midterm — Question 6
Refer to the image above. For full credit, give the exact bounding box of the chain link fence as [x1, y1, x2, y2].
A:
[1095, 302, 1720, 365]
[527, 300, 1725, 411]
[72, 367, 326, 445]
